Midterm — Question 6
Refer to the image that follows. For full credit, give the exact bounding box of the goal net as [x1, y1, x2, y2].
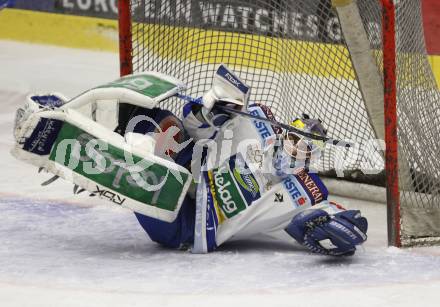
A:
[118, 0, 440, 247]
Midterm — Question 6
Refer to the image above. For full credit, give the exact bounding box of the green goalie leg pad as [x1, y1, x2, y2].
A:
[46, 121, 192, 222]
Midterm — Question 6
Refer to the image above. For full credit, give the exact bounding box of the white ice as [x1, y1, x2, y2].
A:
[1, 41, 440, 307]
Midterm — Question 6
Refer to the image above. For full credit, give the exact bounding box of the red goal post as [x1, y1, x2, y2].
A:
[118, 0, 132, 77]
[381, 0, 400, 247]
[117, 0, 440, 247]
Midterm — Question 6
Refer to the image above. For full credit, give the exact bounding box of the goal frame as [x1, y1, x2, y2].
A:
[117, 0, 402, 247]
[381, 0, 401, 247]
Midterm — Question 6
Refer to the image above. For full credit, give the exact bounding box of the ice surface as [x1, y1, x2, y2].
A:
[1, 41, 440, 307]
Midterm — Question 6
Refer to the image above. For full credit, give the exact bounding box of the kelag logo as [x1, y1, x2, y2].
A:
[209, 166, 247, 219]
[207, 154, 260, 220]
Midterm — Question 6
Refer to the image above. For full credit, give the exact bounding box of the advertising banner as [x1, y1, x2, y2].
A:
[6, 0, 439, 54]
[11, 0, 118, 19]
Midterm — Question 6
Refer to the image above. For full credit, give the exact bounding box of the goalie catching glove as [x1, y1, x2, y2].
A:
[285, 208, 368, 256]
[196, 64, 250, 127]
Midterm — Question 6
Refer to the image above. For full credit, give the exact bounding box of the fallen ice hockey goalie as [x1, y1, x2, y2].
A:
[12, 65, 367, 256]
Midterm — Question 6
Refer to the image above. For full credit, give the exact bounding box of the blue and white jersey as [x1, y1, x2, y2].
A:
[183, 103, 337, 253]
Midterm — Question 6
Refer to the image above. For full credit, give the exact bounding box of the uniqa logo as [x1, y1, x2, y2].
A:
[213, 167, 238, 214]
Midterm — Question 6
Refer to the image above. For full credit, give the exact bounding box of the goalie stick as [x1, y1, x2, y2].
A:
[176, 94, 354, 148]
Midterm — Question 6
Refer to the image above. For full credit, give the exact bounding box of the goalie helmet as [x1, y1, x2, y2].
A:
[283, 114, 327, 165]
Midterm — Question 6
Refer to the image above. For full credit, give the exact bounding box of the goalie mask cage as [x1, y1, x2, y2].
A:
[118, 0, 440, 247]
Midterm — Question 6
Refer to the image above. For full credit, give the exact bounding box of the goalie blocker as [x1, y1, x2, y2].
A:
[12, 72, 193, 223]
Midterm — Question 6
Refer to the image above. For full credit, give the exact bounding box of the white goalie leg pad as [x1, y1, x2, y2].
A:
[12, 107, 192, 223]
